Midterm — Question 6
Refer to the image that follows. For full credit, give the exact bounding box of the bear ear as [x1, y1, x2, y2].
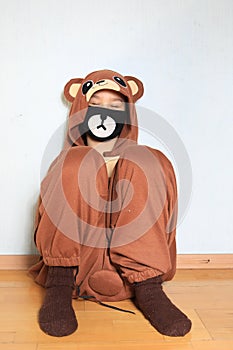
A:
[124, 76, 144, 102]
[64, 78, 83, 102]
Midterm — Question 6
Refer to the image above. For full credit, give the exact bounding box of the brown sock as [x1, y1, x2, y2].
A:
[38, 266, 78, 337]
[134, 276, 192, 337]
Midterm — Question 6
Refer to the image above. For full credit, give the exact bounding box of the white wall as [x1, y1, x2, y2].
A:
[0, 0, 232, 254]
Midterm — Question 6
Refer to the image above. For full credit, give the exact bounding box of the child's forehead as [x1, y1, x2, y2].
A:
[90, 89, 125, 100]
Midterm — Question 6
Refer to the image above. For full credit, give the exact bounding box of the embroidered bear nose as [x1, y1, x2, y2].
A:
[96, 80, 105, 84]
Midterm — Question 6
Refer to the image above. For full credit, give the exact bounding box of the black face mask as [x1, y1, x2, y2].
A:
[79, 106, 127, 142]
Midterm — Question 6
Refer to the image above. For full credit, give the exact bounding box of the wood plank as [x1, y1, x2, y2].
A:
[1, 270, 233, 350]
[37, 343, 194, 350]
[0, 332, 15, 343]
[174, 269, 233, 281]
[196, 309, 233, 340]
[0, 254, 233, 270]
[192, 340, 233, 350]
[0, 345, 37, 350]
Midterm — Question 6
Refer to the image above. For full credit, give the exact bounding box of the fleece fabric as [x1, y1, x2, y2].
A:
[29, 69, 178, 302]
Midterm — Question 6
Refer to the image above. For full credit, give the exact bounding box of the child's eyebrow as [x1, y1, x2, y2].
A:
[89, 94, 125, 102]
[112, 97, 124, 102]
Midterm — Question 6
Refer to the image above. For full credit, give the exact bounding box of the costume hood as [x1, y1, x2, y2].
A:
[64, 69, 144, 155]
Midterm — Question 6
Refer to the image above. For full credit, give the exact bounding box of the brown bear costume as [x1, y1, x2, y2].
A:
[29, 69, 192, 337]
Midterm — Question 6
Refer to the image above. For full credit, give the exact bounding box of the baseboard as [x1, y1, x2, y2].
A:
[177, 254, 233, 269]
[0, 255, 39, 270]
[0, 254, 232, 270]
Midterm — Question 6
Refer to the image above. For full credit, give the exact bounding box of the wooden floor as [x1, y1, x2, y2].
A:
[0, 269, 233, 350]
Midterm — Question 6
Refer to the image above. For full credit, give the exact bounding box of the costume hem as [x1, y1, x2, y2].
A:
[127, 268, 162, 283]
[43, 256, 80, 267]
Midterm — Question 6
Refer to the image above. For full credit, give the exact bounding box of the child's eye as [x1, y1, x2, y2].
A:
[111, 102, 123, 109]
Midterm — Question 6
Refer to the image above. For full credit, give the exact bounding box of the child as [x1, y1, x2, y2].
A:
[29, 69, 192, 337]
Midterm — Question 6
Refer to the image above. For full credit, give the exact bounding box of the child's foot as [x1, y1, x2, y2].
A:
[134, 276, 192, 337]
[38, 267, 78, 337]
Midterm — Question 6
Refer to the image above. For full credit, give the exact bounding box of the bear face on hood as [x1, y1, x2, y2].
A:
[63, 69, 144, 154]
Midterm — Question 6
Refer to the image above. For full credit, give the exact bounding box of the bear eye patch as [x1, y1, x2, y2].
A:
[82, 80, 94, 95]
[113, 76, 127, 87]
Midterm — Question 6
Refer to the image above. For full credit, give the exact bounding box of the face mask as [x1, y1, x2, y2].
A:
[80, 106, 127, 142]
